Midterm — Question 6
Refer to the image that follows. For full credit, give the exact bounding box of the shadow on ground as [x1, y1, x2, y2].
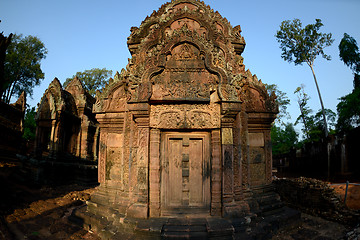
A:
[0, 160, 99, 240]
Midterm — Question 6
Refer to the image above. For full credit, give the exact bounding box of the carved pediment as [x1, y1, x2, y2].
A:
[94, 0, 277, 116]
[94, 83, 128, 113]
[243, 85, 278, 113]
[150, 42, 218, 102]
[166, 18, 207, 38]
[171, 42, 199, 61]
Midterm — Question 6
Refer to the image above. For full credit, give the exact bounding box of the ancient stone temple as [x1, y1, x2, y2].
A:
[0, 92, 26, 160]
[86, 0, 279, 225]
[33, 77, 98, 184]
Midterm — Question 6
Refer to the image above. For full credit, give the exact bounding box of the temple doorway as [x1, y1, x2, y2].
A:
[160, 132, 210, 216]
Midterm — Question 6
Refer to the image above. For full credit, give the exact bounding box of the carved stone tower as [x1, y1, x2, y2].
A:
[34, 77, 98, 184]
[88, 0, 278, 221]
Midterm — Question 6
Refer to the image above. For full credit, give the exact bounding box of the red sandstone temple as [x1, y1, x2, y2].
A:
[87, 0, 278, 220]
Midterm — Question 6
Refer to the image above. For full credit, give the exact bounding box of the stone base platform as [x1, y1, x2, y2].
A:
[71, 206, 300, 239]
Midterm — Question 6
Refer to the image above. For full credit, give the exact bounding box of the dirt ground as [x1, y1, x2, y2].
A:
[332, 183, 360, 210]
[272, 213, 349, 240]
[0, 161, 100, 240]
[0, 162, 359, 239]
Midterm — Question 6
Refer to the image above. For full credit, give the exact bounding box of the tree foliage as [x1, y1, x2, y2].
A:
[0, 32, 13, 98]
[2, 34, 47, 103]
[271, 123, 298, 156]
[294, 85, 313, 139]
[294, 85, 335, 141]
[336, 85, 360, 132]
[339, 33, 360, 74]
[276, 18, 334, 137]
[337, 33, 360, 132]
[264, 84, 297, 155]
[276, 19, 334, 66]
[23, 106, 36, 141]
[64, 68, 112, 97]
[310, 108, 336, 140]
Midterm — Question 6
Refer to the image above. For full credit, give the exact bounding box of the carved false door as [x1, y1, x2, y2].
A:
[161, 132, 210, 216]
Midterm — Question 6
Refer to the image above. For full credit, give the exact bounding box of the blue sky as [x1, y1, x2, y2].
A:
[1, 0, 359, 134]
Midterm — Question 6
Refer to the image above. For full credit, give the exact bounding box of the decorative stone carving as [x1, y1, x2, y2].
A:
[150, 104, 220, 129]
[150, 41, 219, 101]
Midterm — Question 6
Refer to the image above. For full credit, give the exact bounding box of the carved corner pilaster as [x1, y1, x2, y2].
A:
[149, 128, 161, 217]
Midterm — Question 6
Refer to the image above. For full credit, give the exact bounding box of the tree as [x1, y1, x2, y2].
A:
[0, 31, 13, 98]
[336, 85, 360, 132]
[294, 84, 335, 141]
[276, 19, 334, 137]
[339, 33, 360, 75]
[294, 85, 313, 139]
[310, 108, 336, 141]
[337, 33, 360, 132]
[264, 83, 290, 125]
[64, 68, 113, 97]
[2, 34, 47, 103]
[271, 123, 298, 156]
[23, 106, 36, 141]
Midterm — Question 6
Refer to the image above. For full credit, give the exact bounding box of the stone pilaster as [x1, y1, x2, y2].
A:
[221, 126, 234, 205]
[92, 126, 100, 161]
[233, 113, 242, 201]
[34, 123, 42, 157]
[49, 118, 61, 158]
[149, 128, 161, 217]
[240, 111, 250, 188]
[97, 130, 107, 184]
[211, 129, 221, 216]
[264, 129, 272, 184]
[127, 116, 150, 218]
[80, 124, 89, 160]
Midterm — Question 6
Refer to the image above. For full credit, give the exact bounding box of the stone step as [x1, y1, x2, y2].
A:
[162, 231, 208, 239]
[260, 205, 284, 217]
[163, 224, 207, 232]
[162, 223, 208, 239]
[260, 199, 283, 210]
[254, 192, 281, 205]
[257, 196, 284, 217]
[206, 218, 234, 238]
[251, 185, 276, 195]
[71, 206, 300, 239]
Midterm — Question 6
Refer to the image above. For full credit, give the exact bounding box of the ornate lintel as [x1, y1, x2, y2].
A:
[150, 103, 220, 129]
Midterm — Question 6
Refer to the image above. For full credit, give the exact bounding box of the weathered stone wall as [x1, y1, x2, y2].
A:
[274, 177, 359, 226]
[0, 93, 26, 159]
[274, 127, 360, 179]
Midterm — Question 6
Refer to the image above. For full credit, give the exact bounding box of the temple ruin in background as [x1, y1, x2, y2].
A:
[0, 92, 26, 160]
[33, 77, 98, 184]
